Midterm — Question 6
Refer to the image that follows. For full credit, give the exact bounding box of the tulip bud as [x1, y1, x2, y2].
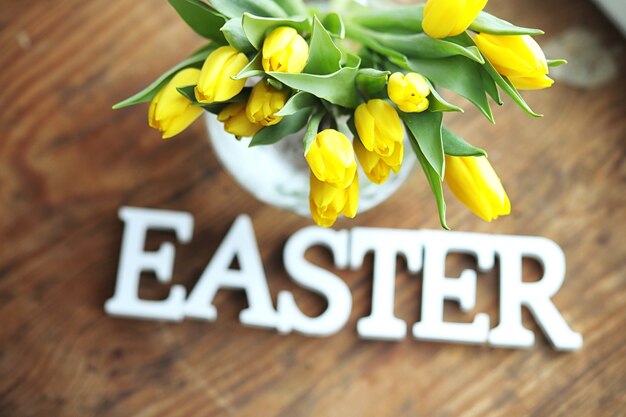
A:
[445, 155, 511, 222]
[309, 171, 359, 227]
[474, 34, 554, 90]
[305, 129, 358, 190]
[148, 68, 203, 139]
[423, 0, 488, 39]
[354, 138, 403, 184]
[246, 81, 289, 127]
[262, 26, 309, 74]
[387, 72, 431, 113]
[195, 46, 249, 104]
[354, 99, 404, 158]
[218, 102, 262, 138]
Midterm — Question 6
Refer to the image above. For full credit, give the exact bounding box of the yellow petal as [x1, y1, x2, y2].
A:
[508, 74, 554, 90]
[196, 46, 248, 103]
[262, 26, 309, 73]
[343, 173, 359, 218]
[355, 103, 375, 151]
[423, 0, 465, 39]
[148, 68, 202, 139]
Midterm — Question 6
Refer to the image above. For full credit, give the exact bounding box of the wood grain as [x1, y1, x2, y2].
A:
[1, 0, 625, 416]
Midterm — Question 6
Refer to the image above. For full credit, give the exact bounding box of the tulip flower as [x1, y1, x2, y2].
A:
[305, 129, 358, 190]
[246, 81, 289, 126]
[354, 138, 403, 184]
[195, 46, 249, 104]
[423, 0, 488, 39]
[474, 34, 554, 90]
[445, 155, 510, 222]
[309, 171, 359, 227]
[218, 102, 262, 138]
[262, 26, 309, 74]
[388, 72, 431, 113]
[148, 68, 203, 139]
[354, 99, 404, 158]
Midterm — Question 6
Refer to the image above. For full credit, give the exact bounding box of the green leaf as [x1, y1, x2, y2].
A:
[547, 59, 567, 68]
[273, 0, 307, 16]
[345, 23, 408, 62]
[268, 56, 361, 108]
[442, 127, 486, 157]
[112, 44, 217, 109]
[304, 16, 343, 75]
[480, 66, 502, 105]
[356, 68, 389, 97]
[470, 11, 544, 36]
[176, 85, 227, 113]
[242, 13, 311, 49]
[250, 109, 311, 147]
[168, 0, 227, 42]
[483, 60, 541, 117]
[302, 109, 326, 154]
[369, 32, 484, 63]
[425, 79, 463, 113]
[233, 52, 265, 79]
[349, 5, 424, 33]
[176, 85, 250, 114]
[175, 84, 197, 102]
[408, 56, 494, 123]
[276, 91, 318, 116]
[207, 0, 287, 19]
[322, 13, 345, 38]
[401, 111, 444, 177]
[408, 131, 448, 229]
[221, 17, 255, 54]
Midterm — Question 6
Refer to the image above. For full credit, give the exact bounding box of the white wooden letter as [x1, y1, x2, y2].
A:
[277, 227, 352, 336]
[413, 231, 493, 344]
[350, 228, 423, 340]
[105, 207, 193, 321]
[185, 215, 279, 329]
[489, 236, 583, 351]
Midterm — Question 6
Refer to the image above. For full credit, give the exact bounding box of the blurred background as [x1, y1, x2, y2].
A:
[1, 0, 625, 416]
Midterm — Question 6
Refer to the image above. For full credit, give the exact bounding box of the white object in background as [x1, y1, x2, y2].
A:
[106, 208, 583, 351]
[543, 27, 619, 89]
[105, 207, 193, 321]
[185, 215, 280, 329]
[593, 0, 626, 37]
[277, 227, 352, 336]
[488, 236, 584, 351]
[205, 113, 415, 217]
[350, 228, 423, 341]
[413, 231, 493, 345]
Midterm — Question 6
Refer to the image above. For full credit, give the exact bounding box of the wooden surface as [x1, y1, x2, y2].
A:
[1, 1, 625, 416]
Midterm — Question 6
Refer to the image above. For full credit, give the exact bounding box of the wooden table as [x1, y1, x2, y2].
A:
[1, 0, 625, 415]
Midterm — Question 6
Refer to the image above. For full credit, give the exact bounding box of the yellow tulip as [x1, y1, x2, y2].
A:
[354, 138, 403, 184]
[148, 68, 203, 139]
[262, 26, 309, 74]
[309, 171, 359, 228]
[474, 34, 554, 90]
[423, 0, 488, 39]
[305, 129, 357, 190]
[246, 81, 289, 126]
[387, 72, 431, 113]
[354, 99, 404, 158]
[445, 155, 511, 222]
[218, 102, 262, 138]
[195, 46, 249, 104]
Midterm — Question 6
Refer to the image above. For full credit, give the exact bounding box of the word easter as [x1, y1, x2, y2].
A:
[105, 207, 582, 351]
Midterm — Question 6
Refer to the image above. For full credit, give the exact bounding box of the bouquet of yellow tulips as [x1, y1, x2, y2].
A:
[114, 0, 564, 228]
